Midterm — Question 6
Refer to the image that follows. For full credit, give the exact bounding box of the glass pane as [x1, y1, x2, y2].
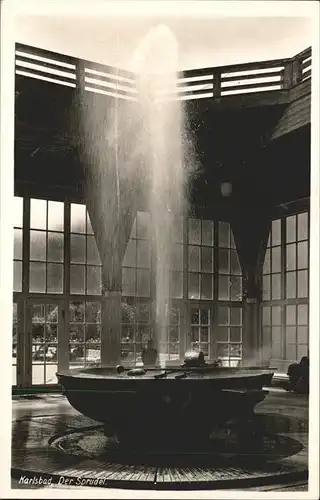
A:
[47, 263, 63, 293]
[86, 266, 101, 295]
[123, 239, 136, 267]
[218, 306, 229, 325]
[122, 268, 135, 296]
[172, 244, 183, 271]
[13, 261, 22, 292]
[285, 326, 296, 344]
[191, 309, 199, 325]
[14, 228, 22, 260]
[136, 323, 151, 343]
[86, 324, 101, 342]
[272, 246, 281, 273]
[219, 221, 230, 247]
[219, 249, 229, 274]
[217, 327, 228, 341]
[230, 307, 242, 325]
[218, 275, 229, 301]
[171, 271, 183, 299]
[121, 325, 134, 342]
[230, 275, 242, 301]
[202, 220, 213, 246]
[217, 343, 229, 358]
[271, 342, 282, 359]
[286, 215, 296, 243]
[272, 219, 281, 246]
[86, 344, 101, 363]
[286, 305, 296, 326]
[86, 302, 101, 323]
[297, 345, 308, 360]
[200, 327, 208, 342]
[32, 364, 45, 385]
[286, 271, 296, 299]
[48, 201, 64, 231]
[262, 307, 271, 326]
[297, 270, 308, 298]
[272, 326, 282, 344]
[30, 231, 46, 261]
[271, 274, 281, 300]
[69, 301, 85, 322]
[47, 232, 64, 262]
[191, 326, 199, 343]
[137, 269, 150, 297]
[135, 302, 149, 323]
[70, 265, 85, 294]
[297, 241, 308, 269]
[297, 326, 308, 344]
[137, 240, 151, 268]
[263, 249, 270, 274]
[29, 262, 46, 293]
[45, 364, 58, 384]
[286, 244, 296, 271]
[46, 324, 58, 343]
[172, 216, 183, 243]
[137, 211, 150, 239]
[286, 344, 297, 361]
[297, 212, 308, 241]
[188, 218, 200, 244]
[69, 324, 84, 340]
[272, 306, 282, 325]
[230, 249, 241, 275]
[129, 217, 137, 239]
[47, 304, 58, 322]
[86, 212, 94, 235]
[263, 274, 271, 300]
[200, 308, 210, 325]
[230, 327, 241, 342]
[170, 307, 180, 325]
[87, 236, 101, 265]
[30, 199, 47, 229]
[201, 247, 213, 273]
[188, 246, 200, 272]
[69, 343, 85, 363]
[71, 203, 86, 233]
[71, 234, 86, 264]
[297, 304, 308, 325]
[201, 274, 212, 299]
[32, 323, 44, 343]
[14, 196, 23, 228]
[188, 273, 200, 299]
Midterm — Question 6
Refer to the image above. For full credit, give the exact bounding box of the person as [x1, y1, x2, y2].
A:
[287, 356, 309, 393]
[141, 338, 158, 366]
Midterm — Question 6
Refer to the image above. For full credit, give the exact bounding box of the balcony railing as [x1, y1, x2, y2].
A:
[15, 43, 311, 102]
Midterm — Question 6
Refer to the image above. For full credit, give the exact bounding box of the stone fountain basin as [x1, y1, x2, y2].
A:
[57, 366, 274, 450]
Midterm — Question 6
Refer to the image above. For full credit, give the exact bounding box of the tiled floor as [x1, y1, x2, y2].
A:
[11, 388, 309, 492]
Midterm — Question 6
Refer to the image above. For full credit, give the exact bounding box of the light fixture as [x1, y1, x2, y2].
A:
[220, 181, 232, 197]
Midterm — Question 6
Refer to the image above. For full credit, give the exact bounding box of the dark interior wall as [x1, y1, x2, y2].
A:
[15, 76, 311, 215]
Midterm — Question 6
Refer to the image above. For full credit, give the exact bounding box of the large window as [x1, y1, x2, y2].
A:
[262, 211, 309, 371]
[12, 303, 18, 385]
[13, 198, 245, 381]
[13, 197, 23, 292]
[70, 203, 102, 295]
[29, 199, 64, 294]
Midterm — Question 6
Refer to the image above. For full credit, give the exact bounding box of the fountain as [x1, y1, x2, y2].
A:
[57, 26, 274, 452]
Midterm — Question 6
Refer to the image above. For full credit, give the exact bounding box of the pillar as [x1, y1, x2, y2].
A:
[231, 208, 270, 365]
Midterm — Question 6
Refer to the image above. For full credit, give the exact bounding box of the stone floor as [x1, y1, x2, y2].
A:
[11, 388, 309, 492]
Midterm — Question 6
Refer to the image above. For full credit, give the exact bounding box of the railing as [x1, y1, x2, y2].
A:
[15, 43, 311, 102]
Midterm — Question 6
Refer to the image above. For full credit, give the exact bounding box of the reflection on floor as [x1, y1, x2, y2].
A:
[11, 388, 309, 492]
